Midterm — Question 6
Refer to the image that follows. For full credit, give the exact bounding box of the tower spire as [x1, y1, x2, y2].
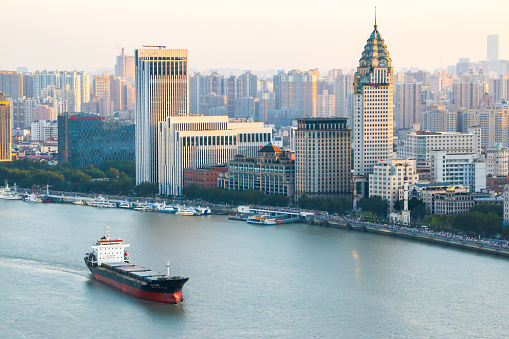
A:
[374, 7, 377, 28]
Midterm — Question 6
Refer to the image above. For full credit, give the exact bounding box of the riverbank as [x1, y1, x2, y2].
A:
[308, 217, 509, 258]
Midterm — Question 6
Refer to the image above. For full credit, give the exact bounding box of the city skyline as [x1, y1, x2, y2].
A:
[2, 0, 508, 74]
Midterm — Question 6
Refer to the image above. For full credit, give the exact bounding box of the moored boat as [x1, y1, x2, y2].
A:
[84, 232, 188, 304]
[176, 206, 195, 216]
[247, 214, 277, 225]
[193, 206, 212, 215]
[23, 193, 42, 203]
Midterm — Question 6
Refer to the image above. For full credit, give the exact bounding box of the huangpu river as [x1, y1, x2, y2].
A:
[1, 200, 508, 338]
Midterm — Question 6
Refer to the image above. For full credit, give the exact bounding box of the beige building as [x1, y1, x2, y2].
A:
[135, 48, 189, 185]
[369, 159, 419, 211]
[353, 21, 394, 200]
[317, 90, 335, 118]
[421, 107, 457, 133]
[226, 143, 295, 199]
[395, 78, 422, 130]
[158, 115, 272, 196]
[294, 118, 351, 199]
[484, 146, 509, 177]
[273, 69, 317, 118]
[0, 94, 11, 162]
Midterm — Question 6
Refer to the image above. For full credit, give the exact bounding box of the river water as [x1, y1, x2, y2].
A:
[0, 200, 508, 338]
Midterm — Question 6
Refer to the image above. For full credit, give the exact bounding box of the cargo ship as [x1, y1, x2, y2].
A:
[84, 232, 188, 304]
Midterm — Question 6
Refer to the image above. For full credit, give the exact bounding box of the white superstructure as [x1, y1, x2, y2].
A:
[90, 233, 130, 266]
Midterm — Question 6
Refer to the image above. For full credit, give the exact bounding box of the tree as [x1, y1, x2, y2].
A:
[107, 168, 120, 180]
[359, 196, 388, 218]
[134, 182, 159, 197]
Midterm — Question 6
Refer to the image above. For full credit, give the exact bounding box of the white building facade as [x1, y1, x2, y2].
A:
[430, 151, 486, 192]
[398, 123, 481, 169]
[158, 115, 272, 196]
[369, 159, 418, 211]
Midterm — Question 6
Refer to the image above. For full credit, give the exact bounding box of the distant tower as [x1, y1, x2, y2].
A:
[0, 94, 11, 162]
[135, 47, 188, 185]
[487, 35, 499, 62]
[353, 13, 394, 203]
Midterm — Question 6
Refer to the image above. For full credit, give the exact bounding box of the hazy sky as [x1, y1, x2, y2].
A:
[2, 0, 508, 74]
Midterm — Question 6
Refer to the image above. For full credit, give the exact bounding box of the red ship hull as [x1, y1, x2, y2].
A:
[93, 273, 182, 304]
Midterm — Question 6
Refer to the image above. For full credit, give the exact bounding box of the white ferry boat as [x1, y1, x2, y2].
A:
[118, 201, 133, 209]
[194, 206, 212, 215]
[23, 193, 42, 203]
[0, 183, 23, 200]
[134, 204, 152, 211]
[156, 203, 177, 213]
[176, 206, 195, 216]
[247, 214, 277, 225]
[88, 197, 117, 208]
[73, 200, 85, 205]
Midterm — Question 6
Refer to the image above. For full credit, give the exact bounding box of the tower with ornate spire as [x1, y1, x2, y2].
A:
[353, 13, 394, 203]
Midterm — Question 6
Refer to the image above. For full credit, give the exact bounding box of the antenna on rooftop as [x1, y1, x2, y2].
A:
[142, 45, 167, 49]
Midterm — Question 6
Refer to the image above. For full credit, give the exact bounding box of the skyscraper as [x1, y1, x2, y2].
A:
[353, 18, 394, 200]
[0, 94, 11, 162]
[135, 48, 188, 184]
[273, 69, 317, 118]
[487, 35, 499, 62]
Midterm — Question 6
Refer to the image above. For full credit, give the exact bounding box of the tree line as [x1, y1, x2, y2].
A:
[183, 184, 289, 207]
[0, 159, 158, 197]
[423, 204, 509, 238]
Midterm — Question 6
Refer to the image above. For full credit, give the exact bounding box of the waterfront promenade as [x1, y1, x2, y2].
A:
[13, 187, 509, 257]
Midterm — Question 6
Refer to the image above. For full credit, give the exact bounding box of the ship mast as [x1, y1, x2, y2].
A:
[166, 260, 170, 277]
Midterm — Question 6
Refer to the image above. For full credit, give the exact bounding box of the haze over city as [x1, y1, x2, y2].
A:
[3, 0, 508, 73]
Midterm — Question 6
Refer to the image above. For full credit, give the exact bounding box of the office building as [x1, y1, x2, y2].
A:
[398, 123, 481, 169]
[294, 118, 351, 199]
[369, 159, 418, 211]
[135, 48, 188, 185]
[157, 115, 271, 196]
[0, 94, 11, 162]
[58, 112, 135, 167]
[353, 19, 394, 199]
[31, 120, 57, 142]
[430, 151, 486, 192]
[226, 143, 295, 199]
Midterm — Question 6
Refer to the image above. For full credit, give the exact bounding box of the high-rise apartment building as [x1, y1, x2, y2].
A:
[487, 35, 499, 62]
[334, 73, 354, 125]
[452, 80, 482, 110]
[317, 90, 335, 118]
[135, 48, 188, 184]
[421, 106, 457, 133]
[115, 48, 135, 82]
[273, 70, 317, 118]
[240, 71, 258, 98]
[294, 118, 351, 199]
[0, 71, 23, 100]
[0, 94, 11, 162]
[395, 78, 422, 130]
[353, 20, 394, 199]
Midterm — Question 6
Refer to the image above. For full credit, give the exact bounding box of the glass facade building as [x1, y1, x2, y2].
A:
[58, 112, 134, 167]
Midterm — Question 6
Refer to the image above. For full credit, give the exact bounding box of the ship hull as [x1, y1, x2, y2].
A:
[87, 264, 187, 304]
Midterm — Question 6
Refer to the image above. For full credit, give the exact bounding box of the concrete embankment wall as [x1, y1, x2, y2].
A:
[308, 217, 509, 258]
